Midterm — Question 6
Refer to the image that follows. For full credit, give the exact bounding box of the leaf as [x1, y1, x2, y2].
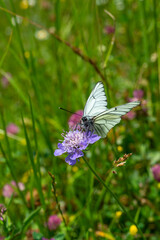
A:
[32, 232, 43, 240]
[54, 233, 66, 240]
[21, 207, 41, 232]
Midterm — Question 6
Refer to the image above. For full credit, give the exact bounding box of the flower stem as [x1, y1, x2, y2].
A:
[48, 171, 71, 240]
[48, 171, 67, 227]
[82, 156, 146, 240]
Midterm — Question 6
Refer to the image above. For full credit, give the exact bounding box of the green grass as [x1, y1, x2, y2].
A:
[0, 0, 160, 239]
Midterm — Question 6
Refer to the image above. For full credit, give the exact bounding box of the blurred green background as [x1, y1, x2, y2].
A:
[0, 0, 160, 239]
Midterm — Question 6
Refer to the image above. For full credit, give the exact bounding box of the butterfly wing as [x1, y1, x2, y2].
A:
[93, 101, 140, 138]
[83, 82, 108, 117]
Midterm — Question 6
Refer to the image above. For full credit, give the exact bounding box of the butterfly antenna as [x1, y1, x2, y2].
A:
[59, 107, 82, 116]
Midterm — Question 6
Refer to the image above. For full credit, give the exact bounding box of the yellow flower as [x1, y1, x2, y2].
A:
[95, 231, 115, 240]
[117, 146, 123, 152]
[20, 139, 26, 146]
[20, 0, 29, 9]
[157, 183, 160, 189]
[129, 225, 138, 236]
[72, 166, 78, 172]
[24, 51, 30, 59]
[115, 211, 122, 219]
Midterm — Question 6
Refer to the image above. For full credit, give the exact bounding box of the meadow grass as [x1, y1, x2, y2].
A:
[0, 0, 160, 239]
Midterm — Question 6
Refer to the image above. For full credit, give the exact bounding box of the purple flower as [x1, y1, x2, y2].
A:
[133, 90, 144, 100]
[48, 215, 61, 230]
[68, 110, 83, 130]
[152, 164, 160, 182]
[0, 204, 7, 221]
[129, 89, 144, 102]
[54, 130, 101, 165]
[6, 123, 19, 135]
[104, 25, 115, 34]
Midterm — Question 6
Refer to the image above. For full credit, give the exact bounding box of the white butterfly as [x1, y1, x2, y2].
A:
[80, 82, 140, 138]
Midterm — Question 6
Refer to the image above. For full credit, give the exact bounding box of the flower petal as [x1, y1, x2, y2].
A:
[58, 143, 65, 150]
[65, 154, 77, 165]
[79, 140, 88, 150]
[87, 134, 101, 144]
[54, 148, 65, 156]
[70, 150, 84, 160]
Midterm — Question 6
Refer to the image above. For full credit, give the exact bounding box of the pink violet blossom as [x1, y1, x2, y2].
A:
[122, 111, 136, 120]
[2, 181, 25, 198]
[68, 110, 83, 130]
[47, 215, 61, 231]
[104, 25, 115, 34]
[152, 164, 160, 182]
[133, 90, 144, 99]
[129, 89, 144, 102]
[0, 204, 7, 221]
[6, 123, 19, 135]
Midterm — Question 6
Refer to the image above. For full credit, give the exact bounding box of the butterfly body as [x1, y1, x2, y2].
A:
[80, 82, 140, 138]
[81, 116, 94, 132]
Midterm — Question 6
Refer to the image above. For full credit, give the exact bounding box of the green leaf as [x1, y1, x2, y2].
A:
[32, 231, 43, 240]
[21, 207, 41, 232]
[54, 233, 65, 240]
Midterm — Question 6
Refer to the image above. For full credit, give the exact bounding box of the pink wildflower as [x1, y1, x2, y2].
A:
[123, 111, 136, 120]
[68, 110, 83, 130]
[6, 123, 19, 135]
[152, 164, 160, 182]
[48, 215, 61, 231]
[2, 181, 25, 198]
[0, 204, 7, 221]
[104, 25, 115, 34]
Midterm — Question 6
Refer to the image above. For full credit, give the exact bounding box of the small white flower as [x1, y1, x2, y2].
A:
[35, 29, 49, 40]
[28, 0, 36, 6]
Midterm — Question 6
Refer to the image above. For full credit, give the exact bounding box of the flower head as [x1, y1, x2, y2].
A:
[48, 215, 61, 231]
[129, 89, 144, 102]
[68, 110, 83, 130]
[104, 25, 115, 34]
[152, 164, 160, 182]
[35, 29, 49, 40]
[54, 130, 101, 165]
[6, 123, 19, 135]
[129, 225, 138, 236]
[20, 0, 29, 9]
[0, 204, 7, 221]
[115, 211, 122, 219]
[2, 184, 14, 198]
[123, 111, 136, 120]
[3, 181, 25, 198]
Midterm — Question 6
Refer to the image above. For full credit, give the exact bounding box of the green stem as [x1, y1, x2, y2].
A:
[82, 156, 146, 240]
[48, 172, 70, 240]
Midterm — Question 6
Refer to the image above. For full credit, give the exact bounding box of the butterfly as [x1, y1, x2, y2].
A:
[80, 82, 140, 138]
